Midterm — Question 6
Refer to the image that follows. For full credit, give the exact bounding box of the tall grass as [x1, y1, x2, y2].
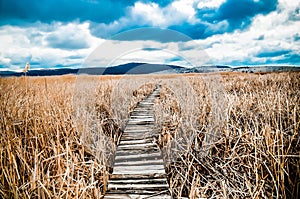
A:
[1, 72, 298, 198]
[155, 72, 300, 198]
[0, 75, 155, 198]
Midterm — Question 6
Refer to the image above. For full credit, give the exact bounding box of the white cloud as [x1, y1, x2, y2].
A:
[131, 2, 166, 26]
[196, 0, 300, 65]
[1, 0, 299, 71]
[91, 0, 199, 37]
[112, 50, 176, 65]
[130, 1, 199, 27]
[168, 0, 199, 24]
[44, 23, 92, 49]
[84, 38, 208, 68]
[197, 0, 226, 9]
[0, 22, 103, 71]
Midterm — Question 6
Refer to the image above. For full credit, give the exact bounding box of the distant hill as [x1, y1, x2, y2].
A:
[232, 66, 300, 73]
[102, 63, 183, 74]
[1, 63, 299, 77]
[0, 63, 183, 77]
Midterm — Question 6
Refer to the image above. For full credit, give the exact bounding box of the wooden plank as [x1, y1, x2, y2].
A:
[106, 188, 167, 194]
[104, 86, 171, 198]
[130, 115, 154, 119]
[114, 156, 161, 162]
[119, 139, 154, 145]
[114, 159, 164, 166]
[104, 194, 171, 199]
[128, 119, 154, 122]
[123, 129, 149, 132]
[114, 152, 162, 161]
[108, 178, 167, 184]
[103, 194, 132, 199]
[108, 183, 169, 190]
[117, 143, 156, 149]
[113, 165, 165, 172]
[106, 189, 167, 195]
[115, 148, 160, 156]
[112, 169, 166, 175]
[121, 136, 154, 141]
[129, 116, 153, 119]
[131, 109, 153, 113]
[127, 121, 154, 125]
[124, 126, 152, 131]
[110, 173, 166, 180]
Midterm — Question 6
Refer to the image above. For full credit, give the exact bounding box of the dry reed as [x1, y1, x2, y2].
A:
[155, 72, 300, 198]
[1, 72, 298, 198]
[0, 75, 156, 198]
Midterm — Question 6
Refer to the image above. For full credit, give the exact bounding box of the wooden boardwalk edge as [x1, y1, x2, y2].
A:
[104, 85, 172, 199]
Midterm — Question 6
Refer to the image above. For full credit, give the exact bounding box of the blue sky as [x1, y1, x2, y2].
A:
[0, 0, 299, 70]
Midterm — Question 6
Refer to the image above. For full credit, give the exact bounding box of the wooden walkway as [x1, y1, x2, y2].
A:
[104, 85, 171, 199]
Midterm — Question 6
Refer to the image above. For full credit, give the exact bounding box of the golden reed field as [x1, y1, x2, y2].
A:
[0, 72, 299, 198]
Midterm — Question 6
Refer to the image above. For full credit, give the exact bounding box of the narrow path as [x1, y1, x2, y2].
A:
[104, 85, 171, 199]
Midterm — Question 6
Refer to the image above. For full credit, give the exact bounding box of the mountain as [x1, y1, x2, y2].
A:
[1, 63, 299, 77]
[0, 63, 183, 77]
[103, 63, 182, 74]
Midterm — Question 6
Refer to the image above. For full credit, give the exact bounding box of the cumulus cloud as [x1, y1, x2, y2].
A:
[197, 0, 226, 9]
[0, 22, 102, 70]
[45, 23, 91, 49]
[0, 0, 282, 41]
[90, 0, 279, 40]
[196, 0, 300, 65]
[90, 0, 199, 39]
[0, 0, 299, 70]
[84, 35, 208, 68]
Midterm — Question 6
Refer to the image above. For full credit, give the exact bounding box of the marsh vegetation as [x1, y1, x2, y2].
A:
[0, 72, 299, 198]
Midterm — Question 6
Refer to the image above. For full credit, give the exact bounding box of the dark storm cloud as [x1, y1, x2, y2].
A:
[108, 28, 194, 43]
[142, 47, 161, 51]
[170, 0, 278, 39]
[141, 0, 172, 7]
[280, 54, 300, 64]
[215, 0, 278, 30]
[0, 0, 136, 24]
[169, 23, 207, 40]
[256, 35, 265, 40]
[293, 33, 300, 41]
[167, 56, 183, 62]
[184, 0, 277, 39]
[0, 0, 279, 40]
[256, 50, 291, 58]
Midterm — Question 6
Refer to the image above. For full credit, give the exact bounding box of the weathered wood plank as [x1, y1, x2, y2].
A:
[116, 149, 160, 156]
[104, 194, 171, 199]
[104, 86, 171, 198]
[108, 183, 169, 190]
[110, 173, 166, 180]
[114, 159, 164, 166]
[108, 178, 167, 184]
[113, 165, 165, 173]
[112, 169, 166, 175]
[106, 189, 166, 195]
[117, 143, 156, 149]
[114, 152, 162, 161]
[119, 139, 154, 145]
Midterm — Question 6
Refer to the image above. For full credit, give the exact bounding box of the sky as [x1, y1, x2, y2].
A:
[0, 0, 299, 71]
